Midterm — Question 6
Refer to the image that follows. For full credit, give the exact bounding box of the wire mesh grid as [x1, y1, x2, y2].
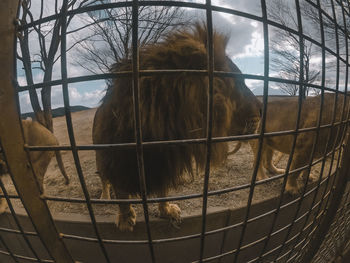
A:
[0, 0, 350, 262]
[311, 182, 350, 262]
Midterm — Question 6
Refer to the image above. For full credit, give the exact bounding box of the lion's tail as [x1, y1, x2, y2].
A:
[55, 151, 69, 185]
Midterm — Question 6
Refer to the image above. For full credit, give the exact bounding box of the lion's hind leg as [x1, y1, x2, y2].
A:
[98, 172, 111, 200]
[273, 151, 284, 166]
[285, 153, 307, 195]
[115, 191, 136, 232]
[250, 140, 269, 180]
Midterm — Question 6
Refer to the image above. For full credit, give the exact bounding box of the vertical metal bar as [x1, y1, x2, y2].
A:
[131, 0, 156, 262]
[0, 1, 74, 262]
[218, 211, 231, 263]
[233, 0, 270, 261]
[256, 0, 306, 259]
[59, 1, 111, 262]
[199, 1, 214, 262]
[272, 0, 330, 260]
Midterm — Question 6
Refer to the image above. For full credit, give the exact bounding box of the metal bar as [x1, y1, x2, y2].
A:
[0, 1, 74, 262]
[34, 177, 331, 247]
[232, 0, 270, 261]
[192, 211, 321, 263]
[0, 249, 54, 263]
[22, 121, 350, 152]
[0, 155, 43, 260]
[0, 226, 37, 236]
[17, 0, 350, 68]
[256, 0, 307, 259]
[59, 1, 110, 262]
[1, 157, 337, 207]
[218, 210, 231, 263]
[131, 0, 155, 262]
[272, 0, 331, 260]
[203, 186, 332, 263]
[0, 231, 19, 263]
[17, 69, 348, 94]
[199, 1, 214, 262]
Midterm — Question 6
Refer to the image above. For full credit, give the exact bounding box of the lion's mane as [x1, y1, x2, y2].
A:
[93, 24, 261, 195]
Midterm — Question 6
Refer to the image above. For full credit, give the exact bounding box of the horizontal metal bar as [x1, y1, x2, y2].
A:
[0, 249, 53, 263]
[47, 176, 332, 247]
[24, 120, 349, 152]
[0, 227, 38, 236]
[17, 68, 350, 94]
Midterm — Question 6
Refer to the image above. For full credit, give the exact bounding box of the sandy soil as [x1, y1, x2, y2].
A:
[2, 109, 335, 220]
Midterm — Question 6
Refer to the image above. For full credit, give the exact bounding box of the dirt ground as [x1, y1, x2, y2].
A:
[2, 109, 335, 220]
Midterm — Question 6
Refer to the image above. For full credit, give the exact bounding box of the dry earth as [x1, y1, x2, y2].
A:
[2, 109, 336, 220]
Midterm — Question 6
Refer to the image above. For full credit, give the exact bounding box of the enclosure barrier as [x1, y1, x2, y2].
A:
[0, 0, 350, 262]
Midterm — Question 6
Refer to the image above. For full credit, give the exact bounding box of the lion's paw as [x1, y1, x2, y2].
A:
[256, 169, 269, 181]
[160, 203, 182, 227]
[116, 208, 136, 232]
[285, 181, 302, 196]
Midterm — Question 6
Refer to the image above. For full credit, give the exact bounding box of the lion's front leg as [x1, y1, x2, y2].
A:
[115, 192, 136, 232]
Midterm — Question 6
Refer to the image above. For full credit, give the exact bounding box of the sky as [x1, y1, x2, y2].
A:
[17, 0, 348, 113]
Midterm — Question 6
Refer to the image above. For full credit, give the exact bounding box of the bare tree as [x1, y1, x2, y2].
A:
[268, 0, 320, 97]
[74, 0, 188, 74]
[17, 0, 97, 131]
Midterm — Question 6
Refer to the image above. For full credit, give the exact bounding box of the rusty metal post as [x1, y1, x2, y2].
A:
[0, 1, 74, 262]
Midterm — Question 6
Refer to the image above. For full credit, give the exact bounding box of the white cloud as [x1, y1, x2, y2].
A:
[18, 84, 106, 114]
[232, 30, 264, 59]
[245, 79, 262, 88]
[19, 0, 267, 113]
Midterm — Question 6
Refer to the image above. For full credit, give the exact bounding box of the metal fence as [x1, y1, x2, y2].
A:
[0, 0, 350, 262]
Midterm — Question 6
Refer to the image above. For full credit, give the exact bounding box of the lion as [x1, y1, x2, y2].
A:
[249, 93, 350, 194]
[92, 24, 262, 231]
[0, 119, 69, 213]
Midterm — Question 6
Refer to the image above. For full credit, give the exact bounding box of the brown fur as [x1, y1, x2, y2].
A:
[250, 93, 350, 194]
[92, 24, 262, 231]
[0, 120, 69, 213]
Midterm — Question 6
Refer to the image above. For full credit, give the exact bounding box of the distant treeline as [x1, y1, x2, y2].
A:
[21, 106, 91, 119]
[256, 95, 295, 102]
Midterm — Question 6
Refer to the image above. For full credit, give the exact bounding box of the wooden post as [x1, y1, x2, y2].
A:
[0, 1, 74, 262]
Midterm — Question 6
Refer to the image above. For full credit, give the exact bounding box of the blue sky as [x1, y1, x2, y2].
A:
[17, 0, 268, 113]
[17, 0, 344, 113]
